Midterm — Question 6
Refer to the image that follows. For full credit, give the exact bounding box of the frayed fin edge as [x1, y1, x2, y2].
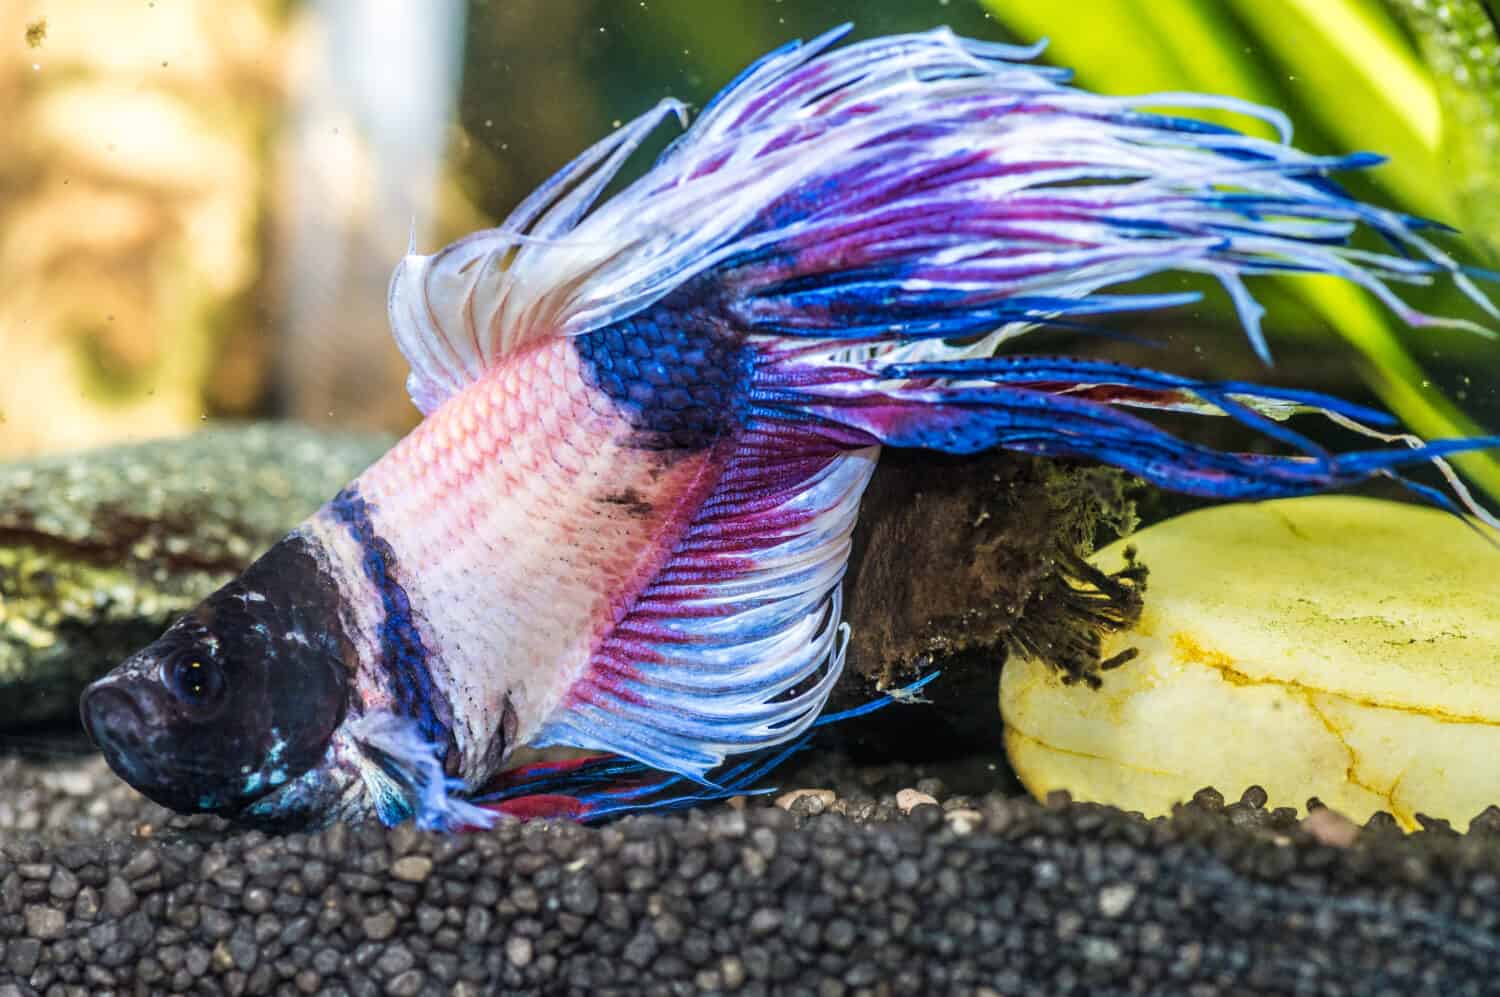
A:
[348, 711, 500, 832]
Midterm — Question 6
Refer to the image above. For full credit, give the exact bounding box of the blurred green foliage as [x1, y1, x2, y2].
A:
[1387, 0, 1500, 263]
[977, 0, 1500, 498]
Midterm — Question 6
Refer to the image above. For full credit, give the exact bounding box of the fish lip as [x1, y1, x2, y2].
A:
[79, 676, 290, 816]
[80, 679, 140, 755]
[80, 678, 154, 789]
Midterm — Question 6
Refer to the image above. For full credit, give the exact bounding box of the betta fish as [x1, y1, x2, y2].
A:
[81, 26, 1499, 831]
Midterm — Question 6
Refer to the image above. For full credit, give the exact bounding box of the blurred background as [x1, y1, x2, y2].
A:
[2, 0, 1498, 494]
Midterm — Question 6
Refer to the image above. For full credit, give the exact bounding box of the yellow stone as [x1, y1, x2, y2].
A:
[999, 495, 1500, 830]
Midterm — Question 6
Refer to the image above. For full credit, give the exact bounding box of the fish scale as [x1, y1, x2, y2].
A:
[574, 291, 750, 447]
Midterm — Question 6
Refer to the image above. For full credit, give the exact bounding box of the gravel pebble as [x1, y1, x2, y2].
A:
[5, 751, 1500, 994]
[896, 788, 938, 813]
[361, 911, 397, 941]
[388, 855, 432, 883]
[1097, 883, 1136, 918]
[505, 935, 533, 968]
[775, 788, 836, 814]
[25, 903, 66, 939]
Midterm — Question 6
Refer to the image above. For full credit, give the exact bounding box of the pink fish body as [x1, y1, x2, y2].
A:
[307, 337, 756, 785]
[81, 26, 1497, 830]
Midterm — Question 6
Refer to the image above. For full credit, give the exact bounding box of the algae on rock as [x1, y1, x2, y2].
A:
[833, 451, 1144, 752]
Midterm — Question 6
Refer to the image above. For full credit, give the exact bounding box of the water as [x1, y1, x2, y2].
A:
[3, 13, 1498, 989]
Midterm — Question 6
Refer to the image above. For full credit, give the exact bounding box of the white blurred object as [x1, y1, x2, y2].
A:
[276, 0, 466, 428]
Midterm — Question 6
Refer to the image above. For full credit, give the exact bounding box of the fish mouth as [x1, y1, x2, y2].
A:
[80, 677, 278, 816]
[81, 680, 154, 788]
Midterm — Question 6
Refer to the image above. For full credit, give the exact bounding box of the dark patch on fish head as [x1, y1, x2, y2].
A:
[81, 534, 352, 819]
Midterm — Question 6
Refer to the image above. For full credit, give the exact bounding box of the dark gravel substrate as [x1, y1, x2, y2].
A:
[4, 750, 1500, 996]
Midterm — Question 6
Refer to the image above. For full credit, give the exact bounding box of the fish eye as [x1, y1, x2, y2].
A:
[162, 649, 225, 707]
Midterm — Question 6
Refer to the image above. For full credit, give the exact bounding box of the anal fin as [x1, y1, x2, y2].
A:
[534, 428, 877, 782]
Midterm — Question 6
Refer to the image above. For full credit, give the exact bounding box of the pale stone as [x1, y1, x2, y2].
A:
[390, 856, 433, 883]
[773, 789, 835, 812]
[943, 808, 983, 834]
[895, 788, 938, 813]
[1302, 808, 1361, 848]
[1000, 496, 1500, 831]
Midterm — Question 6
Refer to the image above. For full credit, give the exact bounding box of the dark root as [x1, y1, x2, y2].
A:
[1003, 544, 1147, 689]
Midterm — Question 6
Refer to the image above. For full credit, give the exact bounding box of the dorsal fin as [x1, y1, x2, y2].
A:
[383, 24, 1104, 420]
[386, 98, 688, 414]
[390, 23, 1497, 422]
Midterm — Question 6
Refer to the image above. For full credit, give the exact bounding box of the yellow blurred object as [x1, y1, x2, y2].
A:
[1000, 496, 1500, 830]
[0, 0, 283, 457]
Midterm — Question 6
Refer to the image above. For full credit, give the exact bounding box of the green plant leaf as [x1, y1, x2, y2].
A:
[1385, 0, 1500, 262]
[984, 0, 1282, 137]
[1227, 0, 1447, 218]
[978, 0, 1500, 499]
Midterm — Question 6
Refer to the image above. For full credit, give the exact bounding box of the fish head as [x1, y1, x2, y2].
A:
[81, 535, 353, 824]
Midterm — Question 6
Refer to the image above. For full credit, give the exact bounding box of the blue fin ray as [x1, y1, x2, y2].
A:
[477, 675, 941, 823]
[791, 377, 1500, 504]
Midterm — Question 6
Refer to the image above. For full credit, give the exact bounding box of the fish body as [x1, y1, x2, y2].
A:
[307, 333, 739, 784]
[83, 26, 1499, 830]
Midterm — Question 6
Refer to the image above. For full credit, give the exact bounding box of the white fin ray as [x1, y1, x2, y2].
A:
[387, 98, 689, 413]
[347, 711, 499, 830]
